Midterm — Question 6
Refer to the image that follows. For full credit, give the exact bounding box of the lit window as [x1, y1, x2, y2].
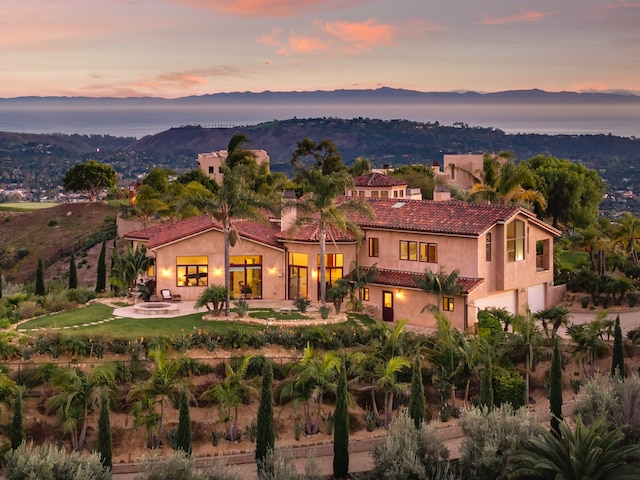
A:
[507, 220, 525, 262]
[176, 256, 208, 287]
[360, 287, 370, 301]
[381, 191, 389, 199]
[371, 191, 379, 198]
[369, 237, 379, 257]
[358, 190, 365, 197]
[443, 297, 454, 311]
[400, 240, 417, 261]
[419, 243, 437, 263]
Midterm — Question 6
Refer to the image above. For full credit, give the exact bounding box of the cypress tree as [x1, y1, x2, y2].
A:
[9, 392, 25, 450]
[96, 240, 107, 293]
[256, 360, 275, 474]
[35, 258, 45, 296]
[611, 315, 625, 378]
[0, 267, 3, 299]
[97, 394, 112, 470]
[175, 389, 192, 456]
[68, 252, 78, 290]
[333, 360, 349, 479]
[479, 350, 494, 409]
[550, 337, 563, 436]
[408, 356, 426, 429]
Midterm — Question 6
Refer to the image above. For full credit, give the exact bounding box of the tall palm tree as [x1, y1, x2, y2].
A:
[46, 364, 116, 451]
[374, 355, 410, 426]
[613, 212, 640, 265]
[428, 312, 464, 407]
[285, 168, 372, 306]
[225, 133, 255, 170]
[414, 266, 463, 314]
[128, 350, 189, 448]
[507, 416, 640, 479]
[184, 165, 275, 316]
[279, 344, 340, 435]
[201, 354, 256, 442]
[508, 311, 547, 405]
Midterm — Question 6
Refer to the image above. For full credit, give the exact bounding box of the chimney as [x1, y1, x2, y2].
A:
[433, 185, 451, 201]
[280, 190, 297, 232]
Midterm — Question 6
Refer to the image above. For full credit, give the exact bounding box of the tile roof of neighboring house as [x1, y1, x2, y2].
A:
[124, 215, 283, 250]
[352, 267, 484, 294]
[350, 198, 560, 237]
[353, 172, 407, 188]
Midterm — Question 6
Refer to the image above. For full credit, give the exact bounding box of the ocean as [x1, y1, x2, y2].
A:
[0, 101, 638, 139]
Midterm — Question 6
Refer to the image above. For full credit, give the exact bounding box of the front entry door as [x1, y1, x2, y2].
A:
[382, 291, 394, 322]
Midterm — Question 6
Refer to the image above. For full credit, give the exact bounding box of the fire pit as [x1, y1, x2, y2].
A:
[133, 302, 180, 316]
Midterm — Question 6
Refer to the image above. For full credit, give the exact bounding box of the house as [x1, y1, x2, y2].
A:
[432, 153, 484, 190]
[197, 149, 270, 184]
[347, 172, 422, 200]
[124, 196, 563, 331]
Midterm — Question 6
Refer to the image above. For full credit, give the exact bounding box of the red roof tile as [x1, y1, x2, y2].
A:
[124, 215, 283, 250]
[353, 172, 407, 188]
[350, 198, 544, 236]
[277, 223, 356, 243]
[352, 267, 483, 294]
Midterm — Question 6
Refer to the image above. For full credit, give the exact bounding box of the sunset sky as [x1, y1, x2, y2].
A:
[2, 0, 639, 98]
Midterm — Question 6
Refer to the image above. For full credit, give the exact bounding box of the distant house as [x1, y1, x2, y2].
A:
[347, 172, 422, 200]
[197, 149, 270, 184]
[125, 196, 563, 331]
[432, 153, 484, 190]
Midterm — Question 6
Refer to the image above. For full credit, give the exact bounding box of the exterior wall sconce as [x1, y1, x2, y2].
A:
[311, 269, 318, 279]
[161, 268, 172, 278]
[214, 268, 223, 276]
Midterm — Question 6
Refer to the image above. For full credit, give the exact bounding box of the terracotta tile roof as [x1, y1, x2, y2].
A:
[124, 215, 283, 250]
[350, 198, 532, 236]
[351, 267, 484, 294]
[277, 223, 356, 243]
[353, 172, 407, 188]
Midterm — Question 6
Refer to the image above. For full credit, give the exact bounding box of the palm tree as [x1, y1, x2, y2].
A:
[573, 225, 609, 275]
[568, 312, 611, 378]
[534, 305, 570, 338]
[285, 168, 372, 306]
[507, 416, 640, 479]
[202, 354, 256, 442]
[457, 333, 487, 406]
[428, 312, 464, 407]
[613, 212, 640, 265]
[184, 165, 275, 316]
[279, 344, 340, 435]
[508, 311, 546, 405]
[225, 133, 256, 170]
[110, 243, 153, 295]
[374, 355, 410, 427]
[128, 350, 189, 448]
[414, 266, 463, 314]
[46, 364, 116, 451]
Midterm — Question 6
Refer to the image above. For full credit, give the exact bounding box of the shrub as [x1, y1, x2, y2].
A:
[136, 450, 196, 480]
[293, 296, 312, 313]
[458, 404, 540, 480]
[195, 285, 227, 316]
[66, 288, 97, 304]
[16, 300, 43, 320]
[4, 442, 110, 480]
[493, 364, 526, 409]
[318, 305, 332, 319]
[233, 298, 249, 317]
[257, 448, 323, 480]
[370, 409, 450, 480]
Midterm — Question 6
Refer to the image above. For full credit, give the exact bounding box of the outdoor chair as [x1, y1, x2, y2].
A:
[160, 289, 181, 302]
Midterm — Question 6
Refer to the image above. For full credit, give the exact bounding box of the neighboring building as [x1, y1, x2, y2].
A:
[347, 172, 422, 200]
[197, 149, 270, 184]
[124, 196, 563, 331]
[432, 153, 484, 190]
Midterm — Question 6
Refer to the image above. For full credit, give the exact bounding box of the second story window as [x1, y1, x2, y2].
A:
[420, 242, 437, 262]
[369, 237, 379, 257]
[400, 240, 417, 261]
[443, 297, 454, 311]
[507, 219, 525, 262]
[486, 233, 492, 261]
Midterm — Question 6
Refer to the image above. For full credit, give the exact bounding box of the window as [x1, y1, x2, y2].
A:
[536, 239, 550, 271]
[176, 256, 208, 287]
[381, 191, 389, 199]
[369, 237, 379, 257]
[358, 190, 365, 197]
[350, 190, 356, 196]
[443, 297, 454, 311]
[360, 287, 370, 301]
[486, 233, 492, 262]
[288, 253, 308, 299]
[507, 219, 525, 262]
[419, 242, 437, 262]
[218, 166, 224, 173]
[208, 166, 214, 174]
[371, 191, 379, 198]
[393, 190, 399, 198]
[231, 255, 263, 299]
[400, 240, 417, 261]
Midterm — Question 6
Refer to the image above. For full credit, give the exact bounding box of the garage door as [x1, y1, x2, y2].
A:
[527, 283, 546, 314]
[475, 290, 517, 315]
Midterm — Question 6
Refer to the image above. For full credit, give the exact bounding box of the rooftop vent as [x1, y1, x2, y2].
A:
[391, 202, 406, 209]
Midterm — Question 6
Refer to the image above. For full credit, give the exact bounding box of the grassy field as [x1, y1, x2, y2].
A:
[0, 202, 60, 211]
[16, 304, 371, 338]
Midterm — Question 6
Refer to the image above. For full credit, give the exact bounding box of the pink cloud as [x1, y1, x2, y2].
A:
[588, 1, 640, 17]
[322, 19, 395, 49]
[172, 0, 369, 18]
[479, 8, 551, 25]
[257, 28, 284, 47]
[280, 34, 328, 54]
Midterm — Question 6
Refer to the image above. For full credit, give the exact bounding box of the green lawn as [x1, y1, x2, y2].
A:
[557, 250, 589, 269]
[0, 202, 60, 212]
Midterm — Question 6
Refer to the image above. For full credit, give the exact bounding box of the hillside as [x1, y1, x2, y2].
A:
[0, 203, 118, 285]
